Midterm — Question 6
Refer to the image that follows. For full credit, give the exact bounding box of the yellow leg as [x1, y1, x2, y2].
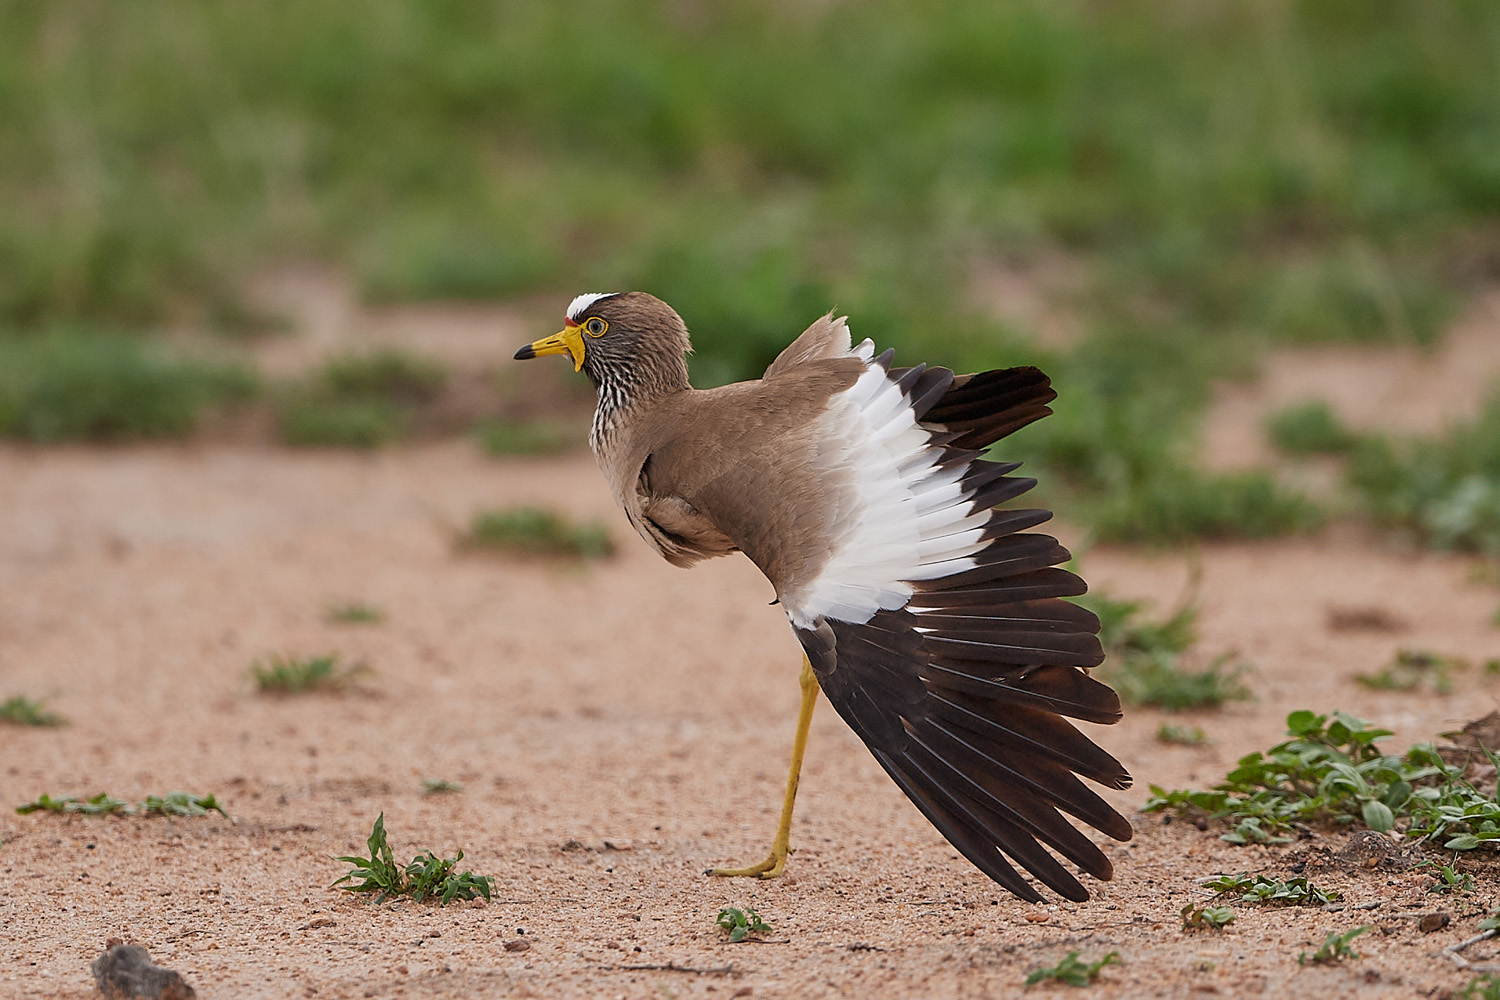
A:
[708, 656, 819, 879]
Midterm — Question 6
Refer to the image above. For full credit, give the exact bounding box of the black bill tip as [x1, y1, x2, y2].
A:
[513, 345, 536, 360]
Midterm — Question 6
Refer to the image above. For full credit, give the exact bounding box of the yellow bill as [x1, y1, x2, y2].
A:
[514, 324, 586, 372]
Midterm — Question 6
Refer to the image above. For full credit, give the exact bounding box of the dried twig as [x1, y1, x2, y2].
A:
[600, 961, 739, 976]
[1443, 928, 1500, 972]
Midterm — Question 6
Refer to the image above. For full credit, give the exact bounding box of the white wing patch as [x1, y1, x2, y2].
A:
[567, 292, 618, 322]
[780, 341, 988, 629]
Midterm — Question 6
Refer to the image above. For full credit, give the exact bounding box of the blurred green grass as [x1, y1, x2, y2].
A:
[462, 506, 614, 559]
[1267, 400, 1361, 456]
[3, 1, 1499, 543]
[276, 349, 446, 447]
[474, 417, 578, 456]
[6, 1, 1496, 355]
[1348, 392, 1500, 554]
[0, 332, 254, 441]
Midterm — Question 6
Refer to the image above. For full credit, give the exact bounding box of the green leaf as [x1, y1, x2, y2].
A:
[1383, 779, 1413, 809]
[1286, 710, 1320, 736]
[1362, 800, 1395, 832]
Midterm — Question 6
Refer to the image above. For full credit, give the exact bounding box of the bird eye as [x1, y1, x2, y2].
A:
[584, 317, 607, 337]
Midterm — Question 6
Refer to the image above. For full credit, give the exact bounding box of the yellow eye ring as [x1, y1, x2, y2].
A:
[584, 317, 608, 337]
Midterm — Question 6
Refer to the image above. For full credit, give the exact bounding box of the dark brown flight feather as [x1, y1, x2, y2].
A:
[796, 358, 1130, 902]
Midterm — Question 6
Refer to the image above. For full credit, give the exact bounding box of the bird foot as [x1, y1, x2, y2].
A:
[706, 849, 788, 880]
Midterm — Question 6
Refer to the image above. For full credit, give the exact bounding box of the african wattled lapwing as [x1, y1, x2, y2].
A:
[514, 291, 1132, 902]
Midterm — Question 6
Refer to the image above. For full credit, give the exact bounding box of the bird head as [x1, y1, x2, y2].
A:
[514, 292, 691, 396]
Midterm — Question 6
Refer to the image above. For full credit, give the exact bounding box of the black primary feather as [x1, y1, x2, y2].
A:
[796, 364, 1131, 903]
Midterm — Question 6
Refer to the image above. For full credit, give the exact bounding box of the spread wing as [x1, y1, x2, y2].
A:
[642, 331, 1132, 902]
[792, 352, 1131, 902]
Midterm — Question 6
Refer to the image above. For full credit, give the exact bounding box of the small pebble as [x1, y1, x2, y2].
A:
[505, 939, 532, 952]
[1419, 912, 1450, 934]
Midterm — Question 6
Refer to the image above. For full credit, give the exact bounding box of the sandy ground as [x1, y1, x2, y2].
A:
[7, 278, 1500, 997]
[4, 432, 1500, 999]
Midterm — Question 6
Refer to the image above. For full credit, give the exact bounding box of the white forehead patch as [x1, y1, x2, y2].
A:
[566, 292, 619, 323]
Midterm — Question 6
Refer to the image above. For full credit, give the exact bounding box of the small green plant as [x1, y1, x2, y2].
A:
[1355, 648, 1462, 694]
[326, 602, 384, 624]
[1157, 724, 1207, 745]
[463, 506, 613, 559]
[333, 813, 494, 905]
[0, 695, 64, 727]
[1219, 816, 1291, 846]
[421, 779, 462, 794]
[1083, 595, 1251, 711]
[1422, 859, 1476, 894]
[251, 653, 359, 694]
[17, 793, 128, 815]
[1146, 709, 1500, 851]
[1266, 401, 1358, 456]
[1181, 903, 1235, 931]
[140, 792, 227, 818]
[333, 813, 403, 901]
[475, 418, 577, 456]
[1456, 974, 1500, 1000]
[1298, 926, 1368, 965]
[16, 790, 225, 817]
[1025, 950, 1121, 987]
[715, 906, 772, 943]
[1202, 873, 1340, 905]
[403, 849, 493, 904]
